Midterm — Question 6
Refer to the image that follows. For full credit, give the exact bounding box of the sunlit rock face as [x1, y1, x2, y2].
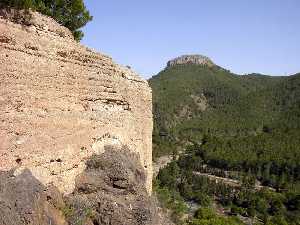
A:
[167, 54, 214, 67]
[0, 9, 153, 194]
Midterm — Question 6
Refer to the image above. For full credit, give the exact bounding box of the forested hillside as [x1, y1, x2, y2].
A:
[150, 60, 300, 225]
[150, 63, 300, 158]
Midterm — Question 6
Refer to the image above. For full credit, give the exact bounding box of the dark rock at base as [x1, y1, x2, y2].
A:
[0, 169, 67, 225]
[0, 146, 173, 225]
[66, 146, 172, 225]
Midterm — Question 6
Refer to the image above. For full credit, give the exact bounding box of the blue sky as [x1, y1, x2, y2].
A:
[82, 0, 300, 79]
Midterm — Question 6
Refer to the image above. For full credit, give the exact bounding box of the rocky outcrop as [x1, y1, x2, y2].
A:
[66, 147, 172, 225]
[167, 54, 214, 67]
[0, 147, 173, 225]
[0, 169, 67, 225]
[0, 9, 153, 194]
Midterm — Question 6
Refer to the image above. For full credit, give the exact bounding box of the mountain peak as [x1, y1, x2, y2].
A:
[167, 54, 214, 68]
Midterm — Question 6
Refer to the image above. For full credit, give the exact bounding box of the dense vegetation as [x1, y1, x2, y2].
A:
[150, 64, 300, 159]
[155, 145, 300, 224]
[0, 0, 92, 41]
[150, 63, 300, 224]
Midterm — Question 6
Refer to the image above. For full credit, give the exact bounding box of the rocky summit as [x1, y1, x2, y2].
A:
[167, 54, 214, 68]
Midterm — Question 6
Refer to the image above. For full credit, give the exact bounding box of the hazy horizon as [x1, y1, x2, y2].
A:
[82, 0, 300, 79]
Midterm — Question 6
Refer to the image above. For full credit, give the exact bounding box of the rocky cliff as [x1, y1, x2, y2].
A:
[0, 9, 153, 195]
[167, 54, 214, 68]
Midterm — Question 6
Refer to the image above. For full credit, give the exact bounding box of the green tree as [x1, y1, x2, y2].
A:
[194, 207, 216, 220]
[194, 192, 212, 207]
[189, 207, 243, 225]
[255, 198, 268, 215]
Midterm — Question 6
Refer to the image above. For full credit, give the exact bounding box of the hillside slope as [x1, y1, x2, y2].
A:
[150, 61, 300, 160]
[150, 55, 300, 225]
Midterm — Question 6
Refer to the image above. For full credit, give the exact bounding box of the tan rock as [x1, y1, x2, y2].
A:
[167, 54, 214, 67]
[0, 10, 153, 194]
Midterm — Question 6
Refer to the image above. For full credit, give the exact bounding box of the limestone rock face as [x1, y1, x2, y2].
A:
[167, 54, 214, 68]
[0, 10, 153, 194]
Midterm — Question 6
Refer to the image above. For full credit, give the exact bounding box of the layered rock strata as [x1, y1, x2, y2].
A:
[0, 10, 153, 194]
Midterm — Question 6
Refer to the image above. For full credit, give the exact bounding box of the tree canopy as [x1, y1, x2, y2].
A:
[151, 64, 300, 224]
[0, 0, 92, 41]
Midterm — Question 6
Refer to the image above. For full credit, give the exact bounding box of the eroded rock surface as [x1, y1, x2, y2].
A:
[66, 147, 172, 225]
[0, 169, 67, 225]
[0, 9, 153, 194]
[167, 54, 214, 68]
